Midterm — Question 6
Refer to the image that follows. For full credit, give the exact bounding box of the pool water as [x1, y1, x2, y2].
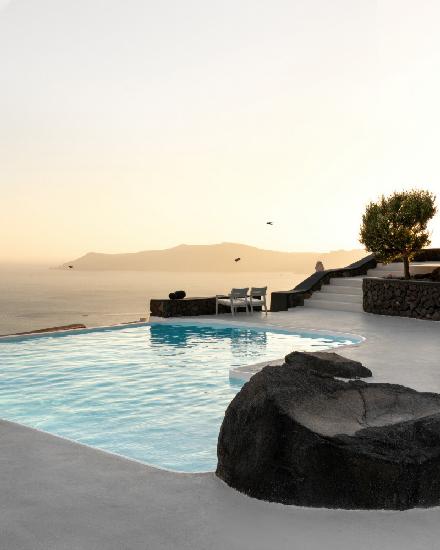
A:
[0, 322, 359, 472]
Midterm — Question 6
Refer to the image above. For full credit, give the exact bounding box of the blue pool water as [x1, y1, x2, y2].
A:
[0, 322, 359, 472]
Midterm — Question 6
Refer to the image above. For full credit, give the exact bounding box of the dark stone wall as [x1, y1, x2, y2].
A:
[363, 278, 440, 321]
[412, 249, 440, 262]
[270, 290, 307, 311]
[150, 297, 260, 318]
[150, 297, 216, 317]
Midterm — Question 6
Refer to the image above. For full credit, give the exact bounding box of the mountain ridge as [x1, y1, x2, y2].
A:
[60, 243, 366, 272]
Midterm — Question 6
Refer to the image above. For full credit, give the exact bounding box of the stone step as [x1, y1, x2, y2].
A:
[330, 277, 363, 288]
[375, 263, 404, 271]
[320, 284, 363, 296]
[367, 268, 394, 277]
[372, 262, 440, 276]
[376, 261, 440, 268]
[304, 299, 364, 313]
[311, 292, 362, 304]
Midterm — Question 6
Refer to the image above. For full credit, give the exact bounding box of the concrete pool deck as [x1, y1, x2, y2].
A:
[2, 308, 440, 549]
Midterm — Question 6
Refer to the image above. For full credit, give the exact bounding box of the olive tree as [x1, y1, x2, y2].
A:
[359, 190, 437, 279]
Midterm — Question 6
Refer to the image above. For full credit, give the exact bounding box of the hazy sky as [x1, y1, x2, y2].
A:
[1, 0, 439, 263]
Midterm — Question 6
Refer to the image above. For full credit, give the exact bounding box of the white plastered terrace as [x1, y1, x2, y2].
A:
[2, 307, 440, 550]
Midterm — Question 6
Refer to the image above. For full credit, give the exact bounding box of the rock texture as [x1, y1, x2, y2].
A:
[284, 351, 372, 378]
[150, 297, 218, 317]
[150, 297, 260, 317]
[363, 278, 440, 321]
[216, 352, 440, 510]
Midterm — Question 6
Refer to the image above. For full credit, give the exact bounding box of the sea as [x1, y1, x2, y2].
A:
[0, 265, 306, 335]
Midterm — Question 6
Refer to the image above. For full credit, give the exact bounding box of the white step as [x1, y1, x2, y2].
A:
[320, 284, 363, 296]
[311, 292, 362, 304]
[369, 265, 403, 277]
[375, 263, 403, 272]
[304, 299, 364, 313]
[375, 261, 440, 269]
[330, 277, 363, 288]
[371, 262, 440, 276]
[367, 268, 395, 277]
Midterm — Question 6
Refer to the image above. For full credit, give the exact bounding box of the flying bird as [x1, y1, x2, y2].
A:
[234, 257, 241, 262]
[68, 265, 74, 269]
[266, 221, 273, 225]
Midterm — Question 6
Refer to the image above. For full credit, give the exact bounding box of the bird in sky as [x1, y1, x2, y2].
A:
[68, 265, 74, 269]
[266, 221, 273, 225]
[234, 257, 241, 262]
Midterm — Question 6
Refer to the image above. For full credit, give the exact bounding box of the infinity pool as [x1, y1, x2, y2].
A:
[0, 322, 360, 472]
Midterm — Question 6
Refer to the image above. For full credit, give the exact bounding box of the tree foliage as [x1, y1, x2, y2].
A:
[359, 189, 437, 279]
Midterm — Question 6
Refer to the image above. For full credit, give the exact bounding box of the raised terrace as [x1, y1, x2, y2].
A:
[3, 249, 440, 548]
[271, 249, 440, 317]
[2, 306, 440, 549]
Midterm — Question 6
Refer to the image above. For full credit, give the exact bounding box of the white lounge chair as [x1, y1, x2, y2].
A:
[249, 286, 268, 315]
[216, 288, 249, 316]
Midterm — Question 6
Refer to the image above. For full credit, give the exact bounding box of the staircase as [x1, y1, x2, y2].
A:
[303, 261, 440, 314]
[304, 276, 364, 313]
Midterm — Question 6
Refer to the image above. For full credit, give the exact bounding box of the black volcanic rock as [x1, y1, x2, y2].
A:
[284, 351, 372, 378]
[216, 355, 440, 510]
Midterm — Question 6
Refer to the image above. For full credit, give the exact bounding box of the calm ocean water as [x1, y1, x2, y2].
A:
[0, 266, 305, 335]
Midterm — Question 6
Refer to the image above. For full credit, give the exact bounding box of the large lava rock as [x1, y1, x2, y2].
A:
[216, 352, 440, 510]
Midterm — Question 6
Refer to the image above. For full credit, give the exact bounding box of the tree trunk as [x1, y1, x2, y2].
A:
[403, 254, 410, 280]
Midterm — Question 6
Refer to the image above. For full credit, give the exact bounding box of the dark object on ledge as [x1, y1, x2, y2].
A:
[168, 290, 186, 300]
[217, 351, 440, 510]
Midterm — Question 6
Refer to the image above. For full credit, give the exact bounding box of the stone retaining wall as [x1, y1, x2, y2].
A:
[363, 278, 440, 321]
[150, 297, 216, 317]
[150, 297, 260, 318]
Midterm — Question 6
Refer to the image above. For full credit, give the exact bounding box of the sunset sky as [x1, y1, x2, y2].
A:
[1, 0, 440, 263]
